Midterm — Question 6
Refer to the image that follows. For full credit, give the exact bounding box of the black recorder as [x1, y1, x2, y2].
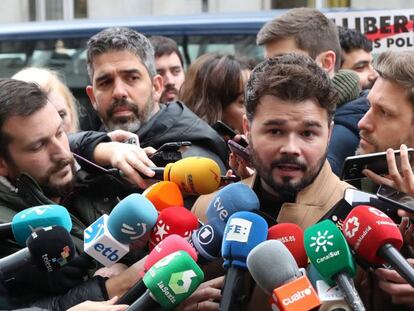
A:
[341, 148, 414, 181]
[320, 188, 400, 227]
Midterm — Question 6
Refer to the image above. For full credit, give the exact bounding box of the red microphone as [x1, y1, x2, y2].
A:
[342, 205, 414, 287]
[144, 234, 198, 273]
[268, 223, 308, 268]
[149, 206, 199, 250]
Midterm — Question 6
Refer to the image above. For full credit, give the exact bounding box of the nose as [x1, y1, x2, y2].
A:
[50, 136, 71, 163]
[163, 71, 174, 86]
[368, 65, 379, 83]
[358, 107, 374, 132]
[279, 134, 301, 156]
[112, 78, 128, 100]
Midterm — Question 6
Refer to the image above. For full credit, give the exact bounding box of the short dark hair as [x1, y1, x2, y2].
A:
[337, 26, 373, 67]
[245, 53, 338, 122]
[86, 27, 156, 80]
[149, 36, 184, 67]
[257, 8, 341, 72]
[0, 79, 48, 158]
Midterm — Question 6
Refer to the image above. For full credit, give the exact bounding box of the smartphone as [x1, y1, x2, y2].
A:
[341, 148, 414, 181]
[228, 139, 251, 164]
[123, 136, 139, 145]
[377, 184, 414, 213]
[212, 120, 248, 147]
[343, 188, 400, 223]
[149, 141, 191, 166]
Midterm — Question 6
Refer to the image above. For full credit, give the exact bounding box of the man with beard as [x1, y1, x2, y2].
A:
[191, 54, 351, 311]
[0, 78, 153, 310]
[255, 7, 370, 176]
[337, 26, 378, 91]
[85, 27, 228, 173]
[149, 36, 185, 103]
[348, 51, 414, 310]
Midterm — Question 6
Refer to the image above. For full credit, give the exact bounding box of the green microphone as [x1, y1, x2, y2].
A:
[127, 250, 204, 310]
[304, 220, 365, 311]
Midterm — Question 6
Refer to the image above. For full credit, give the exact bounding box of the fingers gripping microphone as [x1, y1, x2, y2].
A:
[304, 220, 365, 311]
[149, 206, 198, 250]
[84, 193, 158, 267]
[247, 240, 320, 311]
[127, 250, 204, 310]
[142, 181, 184, 212]
[2, 205, 72, 246]
[342, 205, 414, 287]
[117, 234, 198, 305]
[220, 211, 268, 311]
[206, 183, 260, 223]
[0, 225, 75, 281]
[143, 157, 221, 195]
[268, 223, 308, 268]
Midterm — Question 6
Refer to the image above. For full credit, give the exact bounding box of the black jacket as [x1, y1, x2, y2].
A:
[98, 101, 229, 173]
[328, 95, 369, 176]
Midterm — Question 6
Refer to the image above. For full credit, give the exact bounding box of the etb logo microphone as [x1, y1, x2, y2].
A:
[84, 215, 129, 267]
[225, 218, 252, 243]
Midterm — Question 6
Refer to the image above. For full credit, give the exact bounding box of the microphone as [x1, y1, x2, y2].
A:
[142, 181, 184, 212]
[127, 250, 204, 310]
[149, 206, 199, 250]
[0, 225, 75, 281]
[117, 234, 198, 304]
[84, 193, 158, 267]
[220, 211, 268, 311]
[268, 223, 308, 268]
[342, 205, 414, 287]
[141, 157, 221, 195]
[246, 240, 320, 311]
[189, 217, 225, 263]
[205, 182, 260, 223]
[304, 220, 365, 311]
[1, 204, 72, 246]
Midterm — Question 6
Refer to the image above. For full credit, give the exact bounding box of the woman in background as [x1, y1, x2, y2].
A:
[13, 67, 79, 133]
[179, 53, 254, 135]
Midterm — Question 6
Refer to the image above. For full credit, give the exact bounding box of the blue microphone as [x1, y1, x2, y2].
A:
[0, 205, 72, 246]
[189, 217, 224, 263]
[220, 211, 268, 311]
[84, 193, 158, 267]
[205, 183, 259, 223]
[107, 193, 158, 244]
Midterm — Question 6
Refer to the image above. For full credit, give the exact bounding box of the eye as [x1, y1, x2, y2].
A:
[58, 111, 67, 119]
[268, 128, 282, 135]
[302, 130, 315, 138]
[172, 68, 182, 76]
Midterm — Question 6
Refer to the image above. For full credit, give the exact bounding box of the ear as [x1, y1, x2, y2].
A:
[86, 86, 98, 111]
[315, 51, 336, 78]
[328, 120, 334, 142]
[152, 74, 164, 104]
[0, 156, 9, 177]
[242, 115, 251, 143]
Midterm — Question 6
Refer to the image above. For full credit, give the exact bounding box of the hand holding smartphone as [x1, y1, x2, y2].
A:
[227, 139, 251, 165]
[341, 148, 414, 181]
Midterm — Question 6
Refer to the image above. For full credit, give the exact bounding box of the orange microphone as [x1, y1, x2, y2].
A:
[143, 181, 184, 212]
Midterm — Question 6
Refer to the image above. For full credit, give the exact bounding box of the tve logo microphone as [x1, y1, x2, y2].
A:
[84, 215, 129, 267]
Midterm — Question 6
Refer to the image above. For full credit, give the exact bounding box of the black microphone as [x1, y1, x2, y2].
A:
[0, 225, 75, 282]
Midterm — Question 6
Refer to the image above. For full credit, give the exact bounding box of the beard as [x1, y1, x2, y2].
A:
[160, 85, 178, 103]
[37, 158, 76, 198]
[106, 96, 154, 133]
[356, 130, 383, 155]
[250, 140, 327, 198]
